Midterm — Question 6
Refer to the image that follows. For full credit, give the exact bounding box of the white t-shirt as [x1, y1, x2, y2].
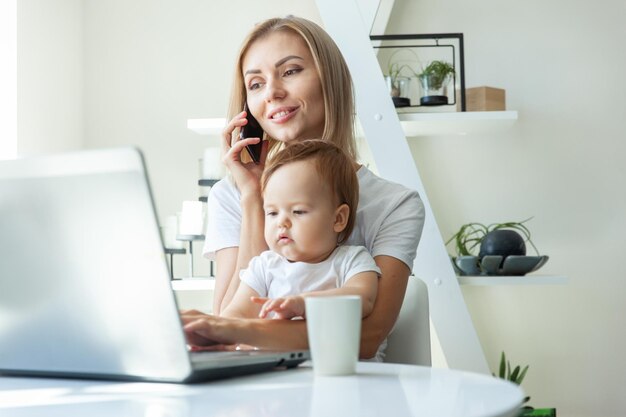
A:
[240, 245, 381, 299]
[203, 166, 425, 271]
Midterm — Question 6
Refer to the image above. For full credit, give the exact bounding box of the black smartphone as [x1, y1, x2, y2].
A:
[240, 103, 264, 163]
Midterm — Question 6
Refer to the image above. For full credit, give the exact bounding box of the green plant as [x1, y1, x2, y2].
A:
[387, 62, 413, 81]
[495, 351, 529, 385]
[494, 352, 532, 412]
[385, 49, 420, 95]
[445, 217, 539, 257]
[418, 60, 455, 90]
[494, 352, 557, 417]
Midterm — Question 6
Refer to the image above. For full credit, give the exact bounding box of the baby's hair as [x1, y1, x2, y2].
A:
[262, 140, 358, 244]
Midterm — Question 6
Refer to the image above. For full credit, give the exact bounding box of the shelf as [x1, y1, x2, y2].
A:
[164, 248, 186, 255]
[189, 112, 517, 139]
[458, 274, 567, 286]
[398, 110, 518, 137]
[171, 277, 215, 291]
[176, 234, 205, 242]
[198, 179, 219, 187]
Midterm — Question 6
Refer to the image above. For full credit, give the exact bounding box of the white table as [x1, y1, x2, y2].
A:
[0, 362, 524, 417]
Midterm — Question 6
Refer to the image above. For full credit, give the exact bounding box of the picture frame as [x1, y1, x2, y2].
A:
[370, 33, 466, 113]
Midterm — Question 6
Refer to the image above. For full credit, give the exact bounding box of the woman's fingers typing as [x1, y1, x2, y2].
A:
[180, 311, 239, 347]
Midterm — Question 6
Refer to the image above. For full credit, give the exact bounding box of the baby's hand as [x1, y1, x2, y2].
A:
[251, 296, 305, 320]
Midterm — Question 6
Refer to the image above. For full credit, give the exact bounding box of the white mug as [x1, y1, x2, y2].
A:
[305, 296, 361, 376]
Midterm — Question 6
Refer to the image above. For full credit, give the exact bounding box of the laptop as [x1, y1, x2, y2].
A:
[0, 147, 308, 383]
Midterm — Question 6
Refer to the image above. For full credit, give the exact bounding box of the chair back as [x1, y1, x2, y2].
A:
[383, 277, 431, 366]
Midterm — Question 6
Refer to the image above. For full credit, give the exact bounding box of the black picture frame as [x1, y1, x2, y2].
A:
[370, 33, 466, 112]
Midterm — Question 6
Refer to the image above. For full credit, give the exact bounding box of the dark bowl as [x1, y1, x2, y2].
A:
[453, 255, 549, 276]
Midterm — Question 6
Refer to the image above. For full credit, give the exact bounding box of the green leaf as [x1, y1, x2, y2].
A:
[510, 365, 520, 383]
[517, 365, 529, 385]
[499, 352, 506, 378]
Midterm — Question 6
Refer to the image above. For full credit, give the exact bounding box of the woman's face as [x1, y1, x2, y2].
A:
[242, 30, 325, 144]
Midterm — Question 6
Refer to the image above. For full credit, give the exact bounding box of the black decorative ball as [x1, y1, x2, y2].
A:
[479, 230, 526, 259]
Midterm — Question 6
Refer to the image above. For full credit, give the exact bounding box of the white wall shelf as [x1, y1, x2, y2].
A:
[458, 274, 567, 286]
[188, 111, 518, 139]
[398, 110, 518, 137]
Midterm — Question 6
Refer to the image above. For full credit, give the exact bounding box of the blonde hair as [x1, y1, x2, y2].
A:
[228, 16, 357, 162]
[261, 140, 358, 245]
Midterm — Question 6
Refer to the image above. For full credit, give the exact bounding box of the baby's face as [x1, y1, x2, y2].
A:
[263, 160, 342, 263]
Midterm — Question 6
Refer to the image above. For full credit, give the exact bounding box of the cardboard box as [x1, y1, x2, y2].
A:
[465, 86, 506, 111]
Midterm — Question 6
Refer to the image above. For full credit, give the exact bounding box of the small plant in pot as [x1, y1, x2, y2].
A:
[385, 64, 412, 107]
[384, 49, 420, 108]
[494, 352, 532, 413]
[446, 218, 549, 276]
[418, 60, 455, 106]
[493, 352, 556, 417]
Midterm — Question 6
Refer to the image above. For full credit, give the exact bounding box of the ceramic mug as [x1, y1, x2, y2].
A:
[305, 296, 361, 376]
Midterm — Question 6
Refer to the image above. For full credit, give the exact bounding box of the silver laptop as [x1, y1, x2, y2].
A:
[0, 147, 308, 383]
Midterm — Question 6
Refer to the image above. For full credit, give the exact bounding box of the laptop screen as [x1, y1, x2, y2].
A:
[0, 148, 192, 381]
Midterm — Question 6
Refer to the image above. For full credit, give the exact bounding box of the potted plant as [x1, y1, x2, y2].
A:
[494, 352, 556, 417]
[384, 49, 420, 108]
[417, 60, 455, 106]
[445, 218, 548, 275]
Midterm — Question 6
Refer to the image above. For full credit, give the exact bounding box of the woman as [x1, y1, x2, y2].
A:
[186, 16, 424, 360]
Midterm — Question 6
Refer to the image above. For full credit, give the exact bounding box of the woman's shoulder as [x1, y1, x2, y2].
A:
[207, 176, 240, 208]
[210, 176, 239, 197]
[357, 166, 421, 203]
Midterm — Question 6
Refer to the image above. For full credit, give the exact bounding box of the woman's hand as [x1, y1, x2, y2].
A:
[213, 111, 270, 315]
[180, 309, 240, 347]
[221, 111, 269, 197]
[181, 309, 309, 351]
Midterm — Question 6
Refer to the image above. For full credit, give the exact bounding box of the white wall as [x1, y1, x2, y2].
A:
[389, 0, 626, 416]
[0, 0, 17, 160]
[17, 0, 83, 155]
[82, 0, 322, 277]
[82, 0, 322, 209]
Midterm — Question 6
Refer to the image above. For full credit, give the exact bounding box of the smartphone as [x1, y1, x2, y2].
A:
[240, 103, 264, 163]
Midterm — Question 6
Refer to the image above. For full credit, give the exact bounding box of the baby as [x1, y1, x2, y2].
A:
[221, 140, 379, 320]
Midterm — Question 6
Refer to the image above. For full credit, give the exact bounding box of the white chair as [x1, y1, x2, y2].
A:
[383, 276, 431, 366]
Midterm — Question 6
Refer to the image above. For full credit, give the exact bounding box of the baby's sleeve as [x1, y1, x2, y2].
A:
[239, 255, 269, 297]
[341, 246, 381, 286]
